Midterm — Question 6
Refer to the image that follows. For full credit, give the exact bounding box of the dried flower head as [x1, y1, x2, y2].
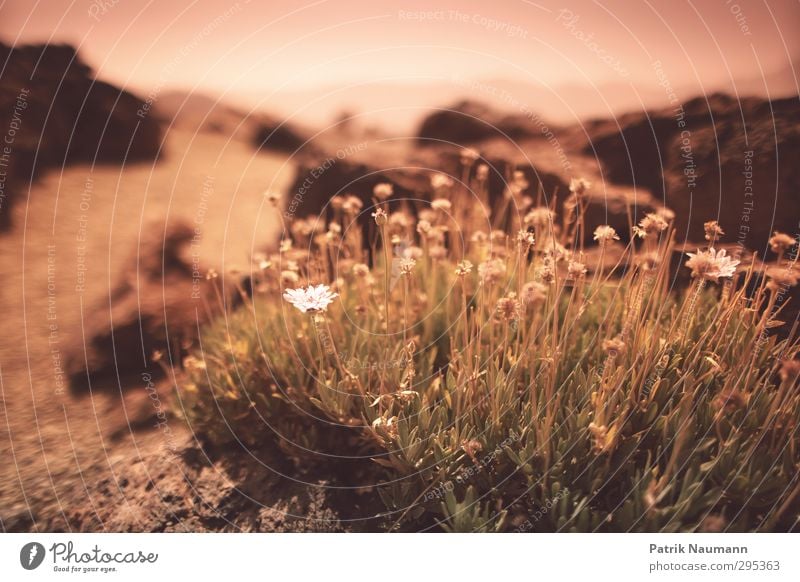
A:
[685, 248, 739, 282]
[524, 207, 555, 228]
[343, 195, 363, 214]
[399, 258, 416, 275]
[280, 270, 300, 285]
[766, 266, 799, 291]
[373, 183, 394, 200]
[510, 170, 529, 194]
[521, 281, 547, 306]
[334, 260, 353, 277]
[655, 207, 675, 222]
[325, 228, 341, 243]
[352, 263, 370, 278]
[461, 439, 483, 460]
[538, 258, 556, 284]
[490, 230, 507, 244]
[470, 230, 488, 244]
[431, 198, 452, 212]
[416, 219, 432, 236]
[496, 293, 522, 321]
[637, 251, 661, 272]
[402, 246, 424, 260]
[633, 213, 668, 238]
[291, 219, 314, 238]
[372, 208, 388, 226]
[432, 223, 450, 241]
[283, 284, 339, 313]
[568, 260, 588, 280]
[602, 337, 625, 356]
[372, 415, 398, 439]
[476, 163, 490, 181]
[430, 173, 454, 190]
[478, 258, 506, 284]
[388, 212, 412, 229]
[588, 422, 607, 452]
[460, 148, 480, 165]
[569, 178, 591, 197]
[703, 220, 725, 242]
[769, 231, 796, 254]
[205, 268, 218, 280]
[593, 225, 619, 245]
[516, 229, 536, 250]
[455, 260, 473, 277]
[428, 245, 447, 260]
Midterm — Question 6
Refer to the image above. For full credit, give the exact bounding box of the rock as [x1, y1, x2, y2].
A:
[253, 118, 310, 155]
[583, 93, 800, 247]
[284, 155, 432, 223]
[0, 43, 162, 229]
[72, 436, 354, 532]
[283, 131, 665, 251]
[154, 90, 309, 155]
[416, 100, 544, 146]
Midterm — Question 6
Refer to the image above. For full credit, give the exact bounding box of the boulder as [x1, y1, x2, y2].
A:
[584, 93, 800, 248]
[0, 43, 162, 229]
[416, 100, 544, 146]
[283, 135, 663, 254]
[253, 119, 310, 155]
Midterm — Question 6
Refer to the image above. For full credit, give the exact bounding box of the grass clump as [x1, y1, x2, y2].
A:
[178, 164, 800, 532]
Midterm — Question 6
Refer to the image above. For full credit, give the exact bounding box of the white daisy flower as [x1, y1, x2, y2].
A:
[685, 248, 739, 283]
[283, 284, 339, 313]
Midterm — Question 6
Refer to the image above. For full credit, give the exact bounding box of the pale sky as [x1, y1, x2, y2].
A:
[2, 0, 798, 124]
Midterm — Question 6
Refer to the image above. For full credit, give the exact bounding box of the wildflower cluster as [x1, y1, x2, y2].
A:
[181, 163, 800, 532]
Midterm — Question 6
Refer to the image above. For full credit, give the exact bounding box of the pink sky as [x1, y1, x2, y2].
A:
[2, 0, 798, 125]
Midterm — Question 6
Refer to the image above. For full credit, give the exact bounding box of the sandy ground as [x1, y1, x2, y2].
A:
[0, 128, 293, 531]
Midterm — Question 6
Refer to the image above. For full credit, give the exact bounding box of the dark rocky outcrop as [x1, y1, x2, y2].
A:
[0, 43, 162, 229]
[284, 137, 662, 253]
[416, 100, 544, 146]
[284, 156, 431, 223]
[583, 93, 800, 247]
[253, 119, 310, 155]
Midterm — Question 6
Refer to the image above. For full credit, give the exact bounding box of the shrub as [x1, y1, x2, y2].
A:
[178, 166, 800, 532]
